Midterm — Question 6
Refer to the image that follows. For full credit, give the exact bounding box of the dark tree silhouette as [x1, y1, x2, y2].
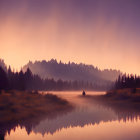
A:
[0, 64, 111, 91]
[0, 66, 8, 90]
[115, 74, 140, 90]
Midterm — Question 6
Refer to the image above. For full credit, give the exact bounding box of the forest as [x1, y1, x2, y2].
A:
[0, 59, 113, 91]
[115, 74, 140, 89]
[0, 66, 110, 91]
[23, 59, 120, 82]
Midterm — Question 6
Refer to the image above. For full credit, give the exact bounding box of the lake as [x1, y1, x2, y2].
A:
[4, 91, 140, 140]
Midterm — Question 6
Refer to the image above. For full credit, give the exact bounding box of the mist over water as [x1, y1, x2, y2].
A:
[4, 91, 140, 140]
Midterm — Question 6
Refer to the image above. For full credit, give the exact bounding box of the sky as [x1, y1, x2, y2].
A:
[0, 0, 140, 74]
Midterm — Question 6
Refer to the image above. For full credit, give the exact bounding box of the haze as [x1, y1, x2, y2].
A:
[0, 0, 140, 74]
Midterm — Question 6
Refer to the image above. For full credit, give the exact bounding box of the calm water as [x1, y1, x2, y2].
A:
[3, 91, 140, 140]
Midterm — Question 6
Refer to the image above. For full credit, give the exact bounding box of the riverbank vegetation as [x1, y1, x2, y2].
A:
[102, 74, 140, 102]
[0, 90, 73, 124]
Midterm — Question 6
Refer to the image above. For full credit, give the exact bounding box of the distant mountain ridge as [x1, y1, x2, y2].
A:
[22, 59, 121, 84]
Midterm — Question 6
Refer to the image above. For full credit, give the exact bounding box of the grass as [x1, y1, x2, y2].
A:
[0, 90, 73, 124]
[105, 88, 140, 102]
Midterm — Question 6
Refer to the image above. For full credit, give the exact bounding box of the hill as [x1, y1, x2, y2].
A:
[22, 59, 121, 87]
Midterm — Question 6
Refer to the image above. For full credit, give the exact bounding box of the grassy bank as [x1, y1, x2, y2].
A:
[105, 88, 140, 102]
[0, 90, 73, 124]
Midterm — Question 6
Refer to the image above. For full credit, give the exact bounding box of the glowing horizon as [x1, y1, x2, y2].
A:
[0, 0, 140, 74]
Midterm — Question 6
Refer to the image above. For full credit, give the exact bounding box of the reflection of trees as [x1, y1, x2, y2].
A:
[32, 103, 117, 135]
[0, 107, 73, 140]
[107, 103, 140, 122]
[85, 95, 140, 122]
[2, 96, 140, 139]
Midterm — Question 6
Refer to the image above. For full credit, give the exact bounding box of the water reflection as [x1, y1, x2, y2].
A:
[33, 100, 117, 135]
[2, 92, 140, 140]
[0, 104, 72, 140]
[84, 95, 140, 122]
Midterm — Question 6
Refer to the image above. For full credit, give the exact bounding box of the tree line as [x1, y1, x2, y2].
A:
[0, 66, 108, 91]
[23, 59, 120, 82]
[115, 74, 140, 89]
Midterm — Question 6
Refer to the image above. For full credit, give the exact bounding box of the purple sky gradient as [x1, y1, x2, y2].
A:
[0, 0, 140, 74]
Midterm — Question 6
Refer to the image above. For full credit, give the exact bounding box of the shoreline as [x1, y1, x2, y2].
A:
[0, 90, 73, 124]
[80, 88, 140, 113]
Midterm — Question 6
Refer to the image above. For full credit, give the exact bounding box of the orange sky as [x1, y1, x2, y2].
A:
[0, 0, 140, 74]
